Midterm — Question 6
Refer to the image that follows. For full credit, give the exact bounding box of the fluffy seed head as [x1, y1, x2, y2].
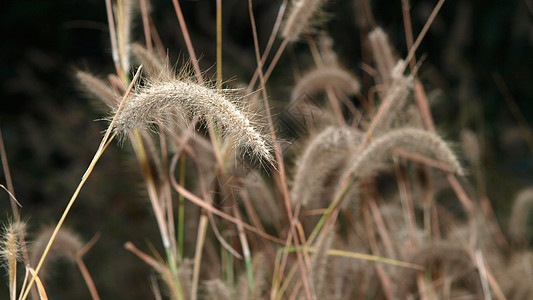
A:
[394, 242, 481, 299]
[369, 27, 397, 89]
[242, 170, 281, 224]
[509, 187, 533, 243]
[115, 78, 274, 164]
[461, 129, 480, 166]
[116, 0, 135, 72]
[281, 0, 327, 42]
[131, 43, 170, 79]
[76, 71, 120, 108]
[501, 251, 533, 298]
[204, 279, 232, 300]
[310, 225, 335, 299]
[291, 66, 360, 104]
[31, 226, 83, 280]
[1, 222, 25, 300]
[352, 127, 462, 178]
[1, 222, 25, 265]
[334, 128, 463, 204]
[372, 73, 413, 134]
[318, 33, 338, 66]
[291, 126, 361, 206]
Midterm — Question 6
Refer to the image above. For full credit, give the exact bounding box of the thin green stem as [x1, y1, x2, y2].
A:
[166, 247, 184, 300]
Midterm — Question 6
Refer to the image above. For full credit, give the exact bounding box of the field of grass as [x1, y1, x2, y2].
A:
[1, 0, 533, 299]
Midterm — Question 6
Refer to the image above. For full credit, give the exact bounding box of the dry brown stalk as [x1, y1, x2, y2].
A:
[124, 242, 182, 300]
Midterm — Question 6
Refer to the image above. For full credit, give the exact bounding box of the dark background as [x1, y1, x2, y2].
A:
[1, 0, 532, 298]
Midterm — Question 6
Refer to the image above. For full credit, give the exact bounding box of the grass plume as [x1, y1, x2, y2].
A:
[291, 126, 361, 207]
[509, 187, 533, 244]
[290, 66, 361, 104]
[369, 27, 397, 89]
[335, 127, 463, 204]
[394, 242, 481, 299]
[281, 0, 327, 42]
[75, 71, 120, 109]
[114, 76, 274, 163]
[1, 222, 25, 300]
[30, 226, 83, 282]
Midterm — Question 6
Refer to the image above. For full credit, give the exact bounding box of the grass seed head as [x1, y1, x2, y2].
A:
[114, 77, 274, 164]
[281, 0, 327, 42]
[291, 66, 360, 104]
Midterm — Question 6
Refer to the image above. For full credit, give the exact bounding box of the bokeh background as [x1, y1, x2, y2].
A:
[1, 0, 532, 298]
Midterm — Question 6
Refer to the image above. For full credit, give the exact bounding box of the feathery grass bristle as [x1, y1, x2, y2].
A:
[291, 126, 361, 207]
[204, 279, 232, 300]
[291, 66, 360, 104]
[30, 226, 83, 281]
[1, 222, 26, 300]
[281, 0, 327, 42]
[1, 222, 25, 266]
[346, 127, 463, 180]
[394, 242, 481, 299]
[114, 77, 274, 164]
[75, 70, 120, 109]
[310, 225, 335, 299]
[509, 187, 533, 244]
[131, 43, 169, 79]
[369, 27, 397, 88]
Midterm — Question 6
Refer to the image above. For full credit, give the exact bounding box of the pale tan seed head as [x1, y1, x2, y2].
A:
[318, 33, 338, 66]
[291, 126, 361, 207]
[1, 221, 26, 299]
[76, 71, 120, 109]
[500, 251, 533, 299]
[310, 225, 335, 299]
[394, 242, 481, 299]
[178, 258, 193, 299]
[372, 70, 414, 135]
[369, 27, 397, 89]
[30, 226, 83, 281]
[115, 77, 274, 164]
[334, 128, 463, 205]
[131, 43, 171, 79]
[116, 0, 135, 72]
[291, 67, 361, 104]
[204, 279, 232, 300]
[281, 0, 327, 42]
[461, 129, 481, 166]
[1, 222, 25, 267]
[242, 170, 281, 224]
[509, 187, 533, 244]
